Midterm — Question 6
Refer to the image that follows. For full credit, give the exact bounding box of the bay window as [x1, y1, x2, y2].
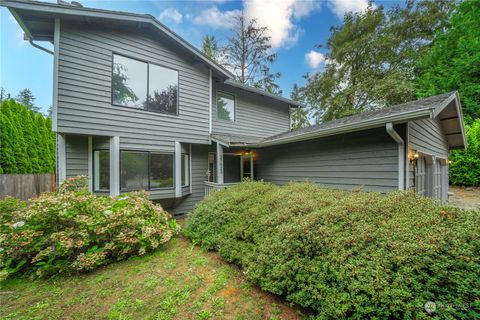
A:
[181, 154, 190, 187]
[93, 150, 110, 192]
[150, 153, 174, 189]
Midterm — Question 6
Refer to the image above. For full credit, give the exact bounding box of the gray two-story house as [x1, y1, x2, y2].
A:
[3, 0, 467, 214]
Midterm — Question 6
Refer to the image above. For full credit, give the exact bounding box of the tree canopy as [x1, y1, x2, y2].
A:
[417, 0, 480, 123]
[299, 0, 456, 123]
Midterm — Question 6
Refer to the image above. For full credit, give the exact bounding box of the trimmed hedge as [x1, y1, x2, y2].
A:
[0, 176, 179, 279]
[184, 181, 480, 319]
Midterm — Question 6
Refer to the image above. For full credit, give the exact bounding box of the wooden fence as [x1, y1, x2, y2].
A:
[0, 174, 56, 201]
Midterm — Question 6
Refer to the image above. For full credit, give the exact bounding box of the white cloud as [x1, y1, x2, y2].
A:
[158, 8, 183, 24]
[328, 0, 372, 18]
[244, 0, 320, 48]
[192, 6, 240, 29]
[305, 50, 325, 69]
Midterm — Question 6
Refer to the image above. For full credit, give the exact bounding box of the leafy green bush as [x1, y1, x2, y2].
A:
[449, 119, 480, 186]
[0, 177, 179, 279]
[185, 181, 480, 319]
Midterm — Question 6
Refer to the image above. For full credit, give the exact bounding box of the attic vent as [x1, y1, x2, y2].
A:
[57, 0, 83, 7]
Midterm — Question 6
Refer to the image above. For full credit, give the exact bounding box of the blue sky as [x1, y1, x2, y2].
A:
[0, 0, 401, 114]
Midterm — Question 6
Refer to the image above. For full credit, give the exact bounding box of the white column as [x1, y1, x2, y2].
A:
[175, 141, 182, 198]
[109, 136, 120, 196]
[57, 133, 66, 184]
[87, 136, 93, 192]
[216, 142, 224, 184]
[250, 154, 254, 179]
[189, 144, 193, 194]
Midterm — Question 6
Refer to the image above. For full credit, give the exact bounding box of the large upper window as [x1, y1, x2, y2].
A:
[112, 54, 178, 115]
[120, 150, 174, 191]
[217, 92, 235, 121]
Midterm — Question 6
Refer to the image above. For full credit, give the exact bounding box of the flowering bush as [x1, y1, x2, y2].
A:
[185, 181, 480, 319]
[0, 177, 179, 279]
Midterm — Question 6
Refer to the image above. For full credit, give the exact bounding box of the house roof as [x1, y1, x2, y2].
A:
[1, 0, 233, 79]
[211, 133, 265, 147]
[1, 0, 303, 108]
[219, 92, 466, 149]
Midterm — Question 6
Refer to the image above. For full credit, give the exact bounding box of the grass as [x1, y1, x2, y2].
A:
[0, 234, 305, 320]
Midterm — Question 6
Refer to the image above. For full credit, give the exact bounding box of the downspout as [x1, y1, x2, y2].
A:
[208, 69, 212, 134]
[27, 37, 54, 55]
[386, 122, 405, 190]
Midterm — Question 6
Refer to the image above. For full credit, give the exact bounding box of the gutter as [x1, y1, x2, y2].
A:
[255, 108, 432, 148]
[386, 122, 405, 191]
[9, 8, 53, 54]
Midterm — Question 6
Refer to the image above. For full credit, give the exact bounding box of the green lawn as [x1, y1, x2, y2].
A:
[0, 235, 305, 320]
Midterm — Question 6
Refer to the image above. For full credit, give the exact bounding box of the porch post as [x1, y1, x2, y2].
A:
[216, 142, 224, 184]
[250, 154, 254, 179]
[87, 136, 93, 192]
[175, 141, 182, 198]
[57, 133, 66, 184]
[109, 136, 120, 196]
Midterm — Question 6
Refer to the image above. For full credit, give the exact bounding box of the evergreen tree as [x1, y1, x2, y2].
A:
[27, 110, 42, 173]
[0, 101, 18, 173]
[417, 0, 480, 122]
[202, 35, 219, 61]
[0, 99, 55, 174]
[9, 101, 31, 173]
[222, 11, 281, 94]
[45, 117, 56, 173]
[15, 88, 39, 112]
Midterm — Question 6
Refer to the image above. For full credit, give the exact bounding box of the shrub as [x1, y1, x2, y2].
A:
[57, 175, 89, 193]
[184, 181, 480, 319]
[0, 178, 179, 279]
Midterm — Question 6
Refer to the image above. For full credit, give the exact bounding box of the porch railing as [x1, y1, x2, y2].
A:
[204, 181, 238, 197]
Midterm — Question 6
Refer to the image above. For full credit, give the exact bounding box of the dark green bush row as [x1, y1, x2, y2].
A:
[0, 176, 179, 279]
[0, 99, 55, 174]
[184, 181, 480, 319]
[449, 119, 480, 186]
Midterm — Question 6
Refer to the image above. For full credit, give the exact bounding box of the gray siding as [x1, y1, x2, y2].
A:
[212, 83, 290, 138]
[256, 127, 399, 193]
[65, 135, 88, 178]
[408, 118, 449, 158]
[172, 144, 212, 215]
[57, 22, 211, 152]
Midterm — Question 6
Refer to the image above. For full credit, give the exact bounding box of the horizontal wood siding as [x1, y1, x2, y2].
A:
[408, 118, 448, 158]
[57, 22, 210, 152]
[212, 83, 290, 138]
[172, 144, 212, 214]
[256, 127, 399, 193]
[65, 135, 88, 178]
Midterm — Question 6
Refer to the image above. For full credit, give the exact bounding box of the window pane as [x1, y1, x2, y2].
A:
[147, 64, 178, 114]
[182, 154, 190, 187]
[120, 151, 149, 191]
[112, 54, 147, 108]
[150, 153, 174, 188]
[217, 92, 235, 121]
[94, 150, 110, 191]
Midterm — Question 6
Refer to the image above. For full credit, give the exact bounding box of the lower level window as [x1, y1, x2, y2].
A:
[94, 150, 110, 192]
[121, 151, 149, 191]
[120, 150, 174, 191]
[150, 153, 174, 188]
